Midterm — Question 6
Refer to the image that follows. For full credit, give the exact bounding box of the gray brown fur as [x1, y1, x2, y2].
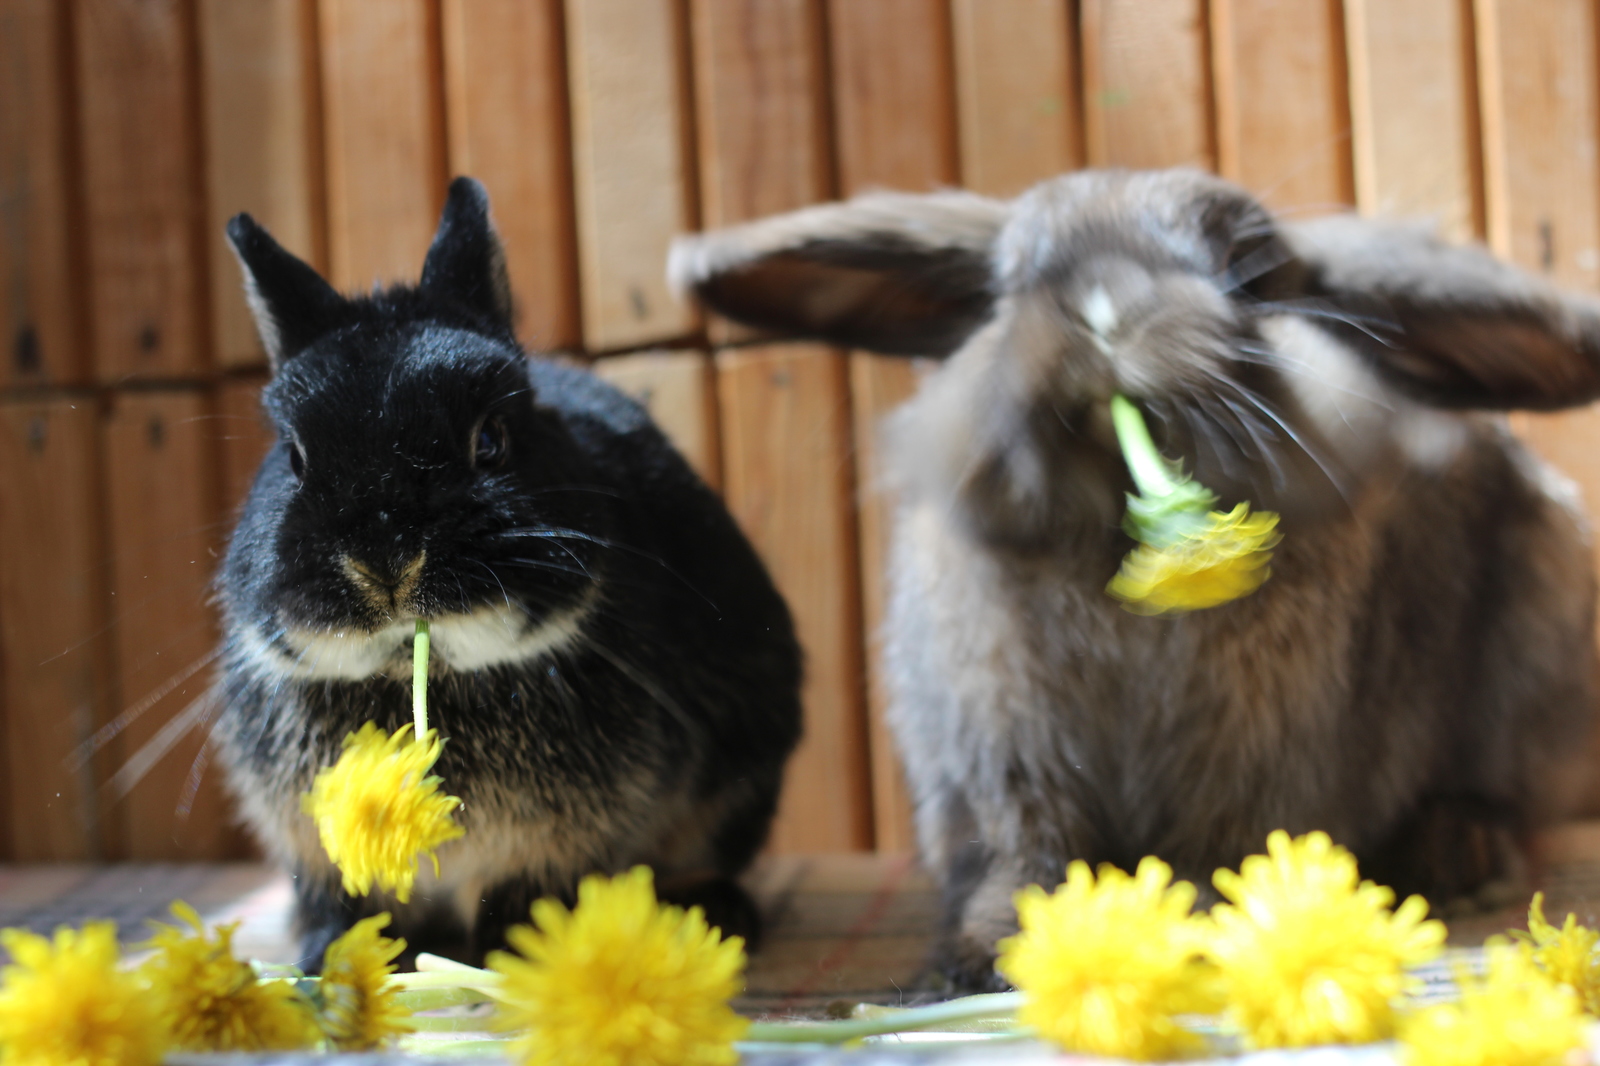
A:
[670, 167, 1600, 988]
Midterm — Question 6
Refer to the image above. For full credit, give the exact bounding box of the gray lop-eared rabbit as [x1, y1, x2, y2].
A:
[670, 167, 1600, 988]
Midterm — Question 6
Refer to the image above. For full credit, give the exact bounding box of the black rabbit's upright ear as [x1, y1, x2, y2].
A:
[1286, 215, 1600, 410]
[668, 190, 1008, 357]
[226, 214, 348, 370]
[420, 176, 513, 331]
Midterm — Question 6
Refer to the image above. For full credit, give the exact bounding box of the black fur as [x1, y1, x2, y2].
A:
[213, 178, 801, 969]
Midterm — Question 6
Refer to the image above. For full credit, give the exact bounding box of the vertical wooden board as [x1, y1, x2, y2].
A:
[103, 389, 240, 859]
[319, 0, 445, 291]
[199, 0, 322, 368]
[0, 398, 109, 859]
[849, 354, 922, 853]
[76, 0, 207, 381]
[566, 0, 697, 352]
[1081, 0, 1213, 170]
[216, 376, 274, 518]
[0, 0, 85, 387]
[828, 0, 955, 854]
[827, 0, 958, 194]
[1476, 0, 1600, 288]
[442, 0, 581, 352]
[1211, 0, 1353, 214]
[717, 344, 870, 853]
[951, 0, 1082, 196]
[592, 351, 721, 489]
[691, 0, 831, 228]
[1344, 0, 1479, 239]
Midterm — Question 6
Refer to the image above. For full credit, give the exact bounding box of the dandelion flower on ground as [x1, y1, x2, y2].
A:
[1400, 942, 1585, 1066]
[0, 921, 165, 1066]
[488, 866, 749, 1066]
[996, 856, 1218, 1061]
[1510, 892, 1600, 1013]
[316, 913, 413, 1050]
[1209, 829, 1445, 1048]
[1108, 503, 1281, 614]
[138, 900, 319, 1051]
[302, 721, 464, 902]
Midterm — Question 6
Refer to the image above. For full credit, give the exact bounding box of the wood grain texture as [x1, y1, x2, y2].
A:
[827, 0, 958, 194]
[1211, 0, 1353, 214]
[0, 0, 85, 387]
[849, 355, 923, 853]
[566, 0, 697, 352]
[102, 389, 242, 859]
[1476, 0, 1600, 288]
[76, 0, 208, 381]
[718, 344, 870, 853]
[0, 398, 109, 859]
[1344, 0, 1480, 239]
[216, 376, 274, 519]
[592, 350, 721, 489]
[199, 0, 323, 368]
[319, 0, 445, 291]
[442, 0, 580, 352]
[1081, 0, 1213, 170]
[951, 0, 1082, 196]
[691, 0, 831, 227]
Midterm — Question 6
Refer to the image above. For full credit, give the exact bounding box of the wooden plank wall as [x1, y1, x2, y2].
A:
[4, 0, 1600, 860]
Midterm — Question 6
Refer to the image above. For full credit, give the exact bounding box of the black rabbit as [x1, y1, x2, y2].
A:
[672, 167, 1600, 988]
[212, 177, 801, 969]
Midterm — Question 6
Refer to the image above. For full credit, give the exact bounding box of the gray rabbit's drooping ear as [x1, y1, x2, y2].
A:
[421, 176, 514, 332]
[1286, 216, 1600, 410]
[669, 190, 1008, 356]
[226, 214, 348, 371]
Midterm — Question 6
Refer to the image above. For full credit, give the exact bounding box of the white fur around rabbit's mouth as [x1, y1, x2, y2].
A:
[245, 597, 593, 681]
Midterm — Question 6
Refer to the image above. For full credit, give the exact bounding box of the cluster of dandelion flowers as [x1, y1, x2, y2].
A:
[1208, 829, 1445, 1048]
[1511, 891, 1600, 1013]
[0, 921, 165, 1066]
[316, 914, 414, 1050]
[996, 856, 1219, 1061]
[138, 902, 319, 1051]
[1400, 942, 1586, 1066]
[489, 866, 749, 1066]
[1105, 392, 1281, 614]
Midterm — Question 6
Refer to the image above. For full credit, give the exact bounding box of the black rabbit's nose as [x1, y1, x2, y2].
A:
[340, 550, 426, 615]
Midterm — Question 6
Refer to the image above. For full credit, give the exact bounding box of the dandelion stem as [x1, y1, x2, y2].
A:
[392, 985, 494, 1011]
[413, 618, 430, 738]
[1110, 394, 1181, 499]
[742, 992, 1025, 1044]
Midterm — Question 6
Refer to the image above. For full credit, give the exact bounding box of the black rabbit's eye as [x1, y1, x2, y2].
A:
[472, 417, 509, 469]
[288, 441, 306, 480]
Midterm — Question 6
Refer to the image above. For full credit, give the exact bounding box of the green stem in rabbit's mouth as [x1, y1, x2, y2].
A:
[413, 618, 430, 738]
[1107, 393, 1281, 614]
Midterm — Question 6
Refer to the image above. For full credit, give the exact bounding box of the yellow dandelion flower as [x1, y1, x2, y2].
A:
[1107, 393, 1282, 614]
[1108, 503, 1281, 614]
[1209, 829, 1445, 1048]
[1400, 942, 1585, 1066]
[138, 901, 319, 1051]
[302, 722, 464, 902]
[317, 913, 413, 1050]
[488, 866, 749, 1066]
[1510, 892, 1600, 1014]
[996, 856, 1219, 1061]
[0, 921, 165, 1066]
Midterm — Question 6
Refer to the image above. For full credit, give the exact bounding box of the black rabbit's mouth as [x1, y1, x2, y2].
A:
[242, 592, 595, 682]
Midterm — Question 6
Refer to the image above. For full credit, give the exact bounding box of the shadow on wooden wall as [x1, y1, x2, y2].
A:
[2, 0, 1598, 862]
